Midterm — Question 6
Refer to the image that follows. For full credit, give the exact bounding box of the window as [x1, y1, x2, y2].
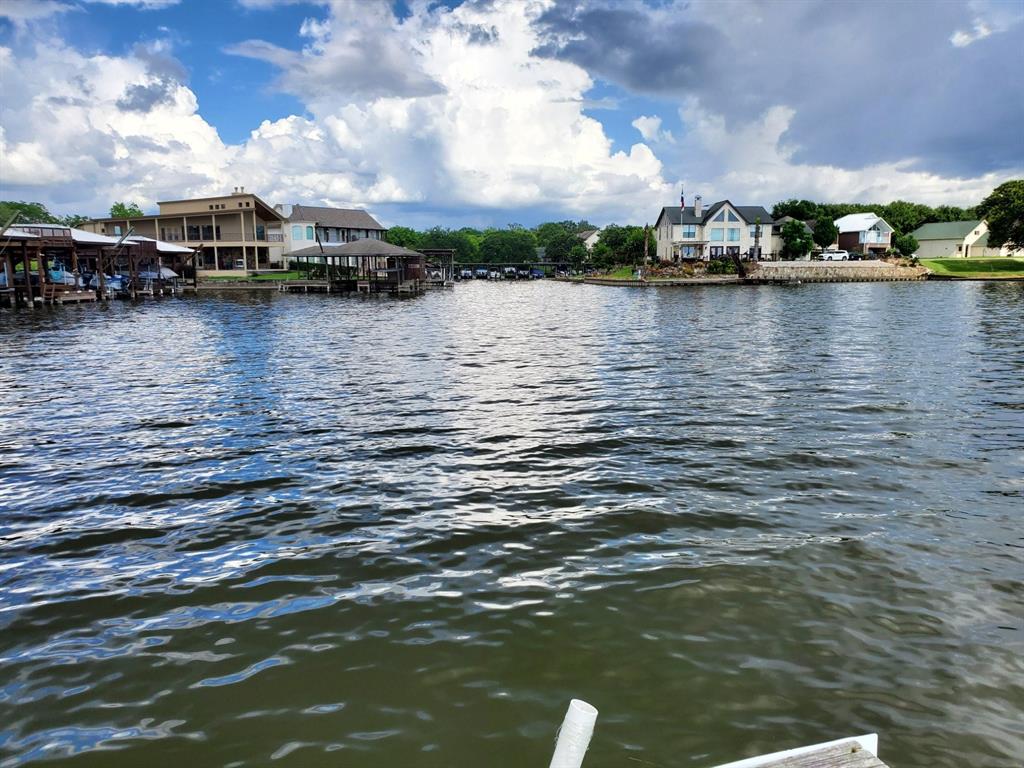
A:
[238, 202, 243, 208]
[713, 211, 725, 222]
[245, 202, 251, 207]
[727, 228, 740, 242]
[209, 205, 214, 210]
[710, 246, 724, 257]
[709, 228, 724, 241]
[957, 244, 963, 252]
[187, 225, 201, 240]
[306, 226, 314, 240]
[682, 246, 696, 258]
[727, 211, 739, 222]
[749, 225, 760, 238]
[113, 225, 122, 235]
[292, 225, 303, 240]
[256, 225, 265, 241]
[726, 246, 740, 256]
[682, 225, 696, 238]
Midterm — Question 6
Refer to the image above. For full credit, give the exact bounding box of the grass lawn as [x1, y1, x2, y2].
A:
[594, 265, 638, 279]
[922, 258, 1024, 279]
[204, 271, 303, 282]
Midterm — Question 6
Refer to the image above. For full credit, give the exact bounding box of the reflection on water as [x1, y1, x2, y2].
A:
[1, 281, 1022, 768]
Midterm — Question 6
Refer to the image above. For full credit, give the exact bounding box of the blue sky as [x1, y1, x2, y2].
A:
[1, 0, 1021, 227]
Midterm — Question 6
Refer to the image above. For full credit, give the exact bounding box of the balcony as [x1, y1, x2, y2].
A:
[266, 233, 284, 242]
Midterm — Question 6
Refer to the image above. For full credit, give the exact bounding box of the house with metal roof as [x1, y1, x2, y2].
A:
[909, 219, 1021, 258]
[834, 213, 893, 256]
[275, 204, 387, 256]
[654, 195, 773, 261]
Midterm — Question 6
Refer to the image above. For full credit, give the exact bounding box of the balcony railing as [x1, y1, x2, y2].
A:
[266, 233, 283, 242]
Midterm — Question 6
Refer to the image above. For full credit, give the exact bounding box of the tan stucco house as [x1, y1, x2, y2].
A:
[81, 187, 286, 273]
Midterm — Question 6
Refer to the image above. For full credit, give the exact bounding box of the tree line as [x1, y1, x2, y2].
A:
[386, 220, 655, 267]
[0, 200, 148, 229]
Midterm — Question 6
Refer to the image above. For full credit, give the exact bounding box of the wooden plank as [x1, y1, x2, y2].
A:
[753, 740, 886, 768]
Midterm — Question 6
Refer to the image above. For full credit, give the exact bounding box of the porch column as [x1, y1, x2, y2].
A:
[212, 213, 219, 269]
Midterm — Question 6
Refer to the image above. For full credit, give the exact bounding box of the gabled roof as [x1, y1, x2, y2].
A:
[834, 213, 892, 233]
[774, 216, 814, 234]
[577, 229, 599, 239]
[287, 205, 385, 230]
[288, 239, 418, 258]
[657, 201, 773, 227]
[910, 220, 982, 241]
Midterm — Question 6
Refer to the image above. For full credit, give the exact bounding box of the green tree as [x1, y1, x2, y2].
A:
[534, 221, 576, 248]
[893, 233, 919, 257]
[0, 200, 60, 225]
[385, 226, 421, 249]
[110, 201, 145, 218]
[976, 179, 1024, 250]
[812, 218, 838, 253]
[772, 199, 818, 221]
[61, 213, 91, 227]
[590, 242, 615, 270]
[568, 243, 588, 270]
[543, 229, 579, 264]
[479, 228, 536, 263]
[780, 219, 814, 259]
[419, 226, 479, 263]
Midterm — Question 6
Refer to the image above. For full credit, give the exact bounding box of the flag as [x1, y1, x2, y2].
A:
[680, 186, 685, 209]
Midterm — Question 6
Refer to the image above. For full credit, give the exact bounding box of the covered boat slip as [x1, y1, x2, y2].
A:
[281, 239, 428, 295]
[0, 225, 197, 306]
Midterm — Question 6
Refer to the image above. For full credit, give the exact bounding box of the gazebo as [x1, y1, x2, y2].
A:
[287, 239, 426, 293]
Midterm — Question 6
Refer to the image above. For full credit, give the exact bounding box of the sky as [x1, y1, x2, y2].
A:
[0, 0, 1022, 229]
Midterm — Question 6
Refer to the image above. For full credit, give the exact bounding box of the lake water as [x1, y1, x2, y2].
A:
[1, 281, 1022, 768]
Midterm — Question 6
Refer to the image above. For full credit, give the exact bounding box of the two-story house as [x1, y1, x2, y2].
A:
[654, 196, 774, 261]
[834, 213, 893, 256]
[275, 204, 387, 255]
[81, 187, 286, 273]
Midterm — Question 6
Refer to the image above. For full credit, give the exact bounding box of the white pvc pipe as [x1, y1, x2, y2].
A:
[548, 699, 598, 768]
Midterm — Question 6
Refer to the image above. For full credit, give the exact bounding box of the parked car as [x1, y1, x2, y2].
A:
[474, 268, 489, 279]
[502, 266, 518, 279]
[821, 249, 850, 261]
[529, 268, 544, 279]
[459, 268, 473, 280]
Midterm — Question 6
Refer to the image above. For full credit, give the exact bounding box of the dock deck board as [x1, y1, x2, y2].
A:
[748, 740, 887, 768]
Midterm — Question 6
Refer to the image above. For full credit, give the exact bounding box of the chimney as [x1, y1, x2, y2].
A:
[694, 195, 703, 218]
[240, 186, 245, 193]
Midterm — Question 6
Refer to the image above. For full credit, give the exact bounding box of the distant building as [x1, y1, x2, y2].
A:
[275, 204, 387, 255]
[769, 216, 815, 258]
[577, 229, 601, 250]
[834, 213, 893, 256]
[654, 195, 773, 261]
[81, 187, 286, 273]
[910, 220, 1022, 258]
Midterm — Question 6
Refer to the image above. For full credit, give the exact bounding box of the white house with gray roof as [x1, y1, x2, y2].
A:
[275, 204, 387, 255]
[654, 196, 774, 261]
